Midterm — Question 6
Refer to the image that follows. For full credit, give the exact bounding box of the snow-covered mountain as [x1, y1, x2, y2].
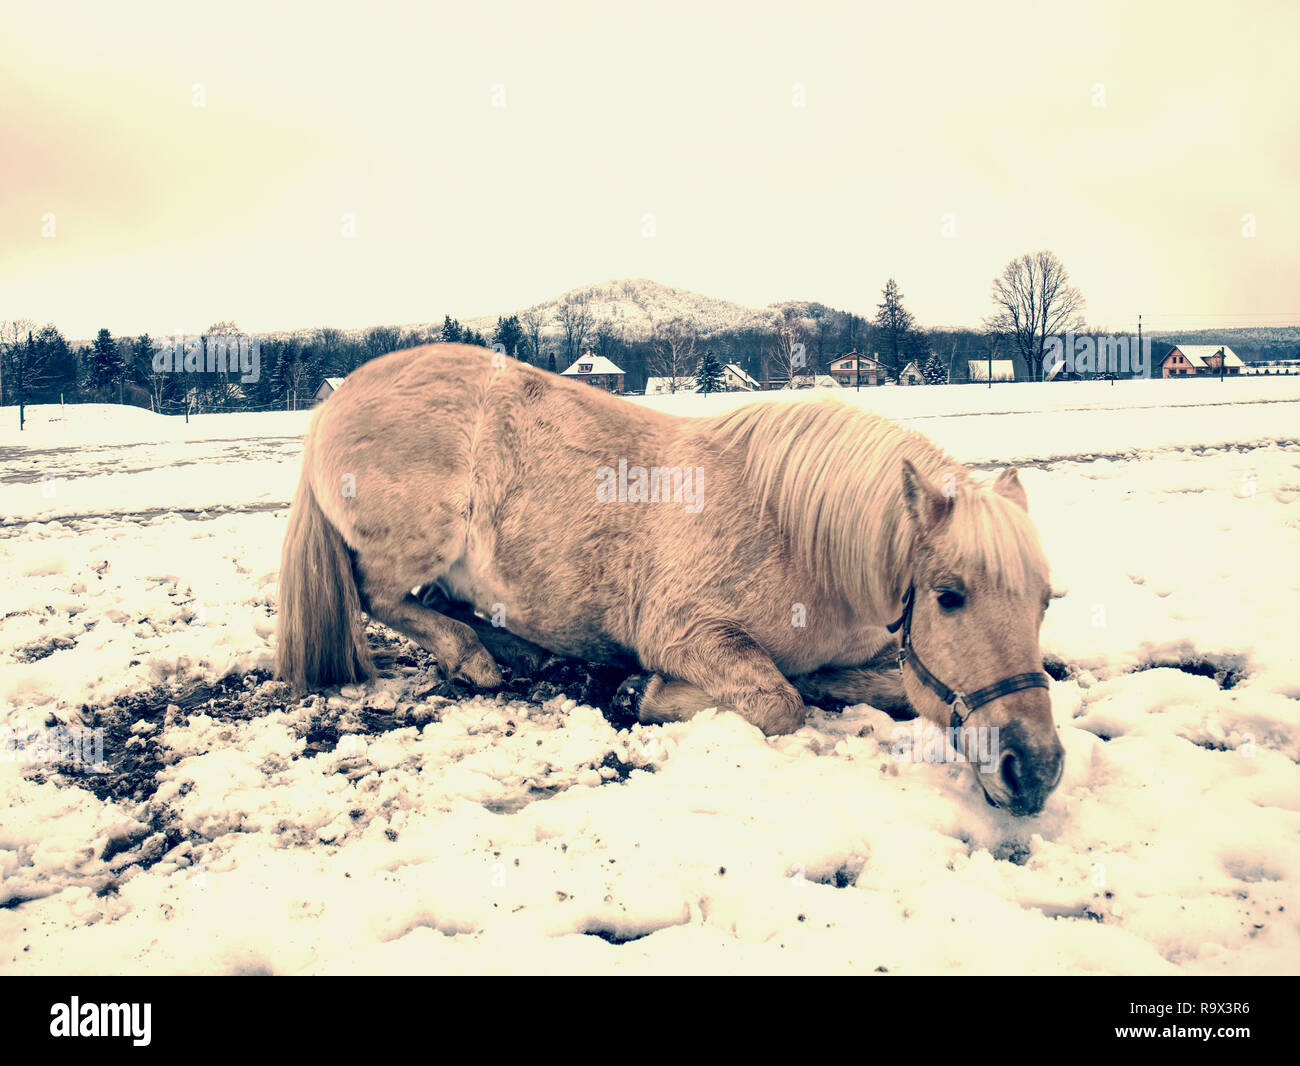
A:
[461, 278, 782, 341]
[238, 278, 791, 348]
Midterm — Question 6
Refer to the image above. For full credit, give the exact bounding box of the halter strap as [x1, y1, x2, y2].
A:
[886, 582, 1050, 732]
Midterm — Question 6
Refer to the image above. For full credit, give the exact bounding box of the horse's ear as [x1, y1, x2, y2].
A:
[901, 458, 953, 536]
[994, 466, 1028, 512]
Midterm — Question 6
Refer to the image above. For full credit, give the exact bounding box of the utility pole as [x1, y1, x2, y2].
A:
[1136, 313, 1141, 385]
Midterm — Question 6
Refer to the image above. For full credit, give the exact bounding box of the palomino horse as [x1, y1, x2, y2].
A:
[277, 344, 1064, 815]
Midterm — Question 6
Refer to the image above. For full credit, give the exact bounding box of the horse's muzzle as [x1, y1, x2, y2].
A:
[979, 721, 1065, 817]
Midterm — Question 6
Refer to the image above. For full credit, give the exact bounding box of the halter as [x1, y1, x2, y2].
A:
[886, 582, 1051, 733]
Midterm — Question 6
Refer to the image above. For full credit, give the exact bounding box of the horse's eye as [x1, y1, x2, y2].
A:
[936, 589, 965, 611]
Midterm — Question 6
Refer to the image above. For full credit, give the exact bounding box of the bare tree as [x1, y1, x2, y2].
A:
[986, 250, 1086, 381]
[593, 309, 626, 362]
[134, 333, 174, 412]
[648, 317, 698, 391]
[766, 310, 809, 387]
[2, 319, 43, 428]
[280, 341, 315, 411]
[196, 319, 244, 408]
[1, 317, 36, 408]
[554, 292, 592, 366]
[520, 310, 546, 366]
[364, 325, 402, 362]
[314, 327, 347, 374]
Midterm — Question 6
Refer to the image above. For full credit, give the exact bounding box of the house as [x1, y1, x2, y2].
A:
[968, 359, 1016, 383]
[828, 352, 888, 387]
[314, 377, 345, 404]
[1160, 345, 1244, 378]
[781, 375, 840, 390]
[721, 364, 761, 391]
[561, 353, 626, 394]
[644, 375, 697, 395]
[898, 360, 925, 386]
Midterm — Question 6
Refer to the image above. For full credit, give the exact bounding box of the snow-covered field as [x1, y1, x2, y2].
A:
[1, 378, 1298, 975]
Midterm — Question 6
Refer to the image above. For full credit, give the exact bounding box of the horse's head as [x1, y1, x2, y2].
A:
[897, 459, 1063, 816]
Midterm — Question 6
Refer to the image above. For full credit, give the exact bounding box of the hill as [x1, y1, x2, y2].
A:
[460, 278, 782, 341]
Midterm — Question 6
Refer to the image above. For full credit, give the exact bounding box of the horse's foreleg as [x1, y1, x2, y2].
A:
[620, 674, 737, 726]
[790, 655, 914, 718]
[362, 585, 503, 688]
[643, 625, 807, 736]
[415, 584, 549, 677]
[625, 660, 913, 730]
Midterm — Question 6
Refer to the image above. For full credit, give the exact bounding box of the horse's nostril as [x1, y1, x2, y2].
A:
[1001, 749, 1024, 796]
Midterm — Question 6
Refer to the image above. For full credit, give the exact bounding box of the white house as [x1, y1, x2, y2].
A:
[646, 364, 758, 394]
[828, 352, 888, 387]
[644, 375, 697, 395]
[782, 374, 840, 390]
[721, 364, 761, 391]
[968, 360, 1016, 382]
[561, 354, 626, 393]
[898, 360, 925, 386]
[315, 377, 346, 404]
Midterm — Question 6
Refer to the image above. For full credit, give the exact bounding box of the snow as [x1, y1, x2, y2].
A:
[1, 379, 1298, 975]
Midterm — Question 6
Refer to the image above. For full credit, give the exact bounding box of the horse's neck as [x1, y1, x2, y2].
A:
[723, 401, 953, 622]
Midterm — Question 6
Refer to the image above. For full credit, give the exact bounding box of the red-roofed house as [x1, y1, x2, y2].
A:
[1161, 345, 1244, 378]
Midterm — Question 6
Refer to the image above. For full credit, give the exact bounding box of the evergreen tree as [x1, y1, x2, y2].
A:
[36, 325, 78, 401]
[875, 279, 917, 376]
[546, 352, 557, 373]
[921, 350, 947, 384]
[904, 329, 933, 375]
[440, 315, 463, 344]
[270, 338, 317, 411]
[696, 349, 724, 394]
[88, 328, 124, 392]
[492, 315, 524, 359]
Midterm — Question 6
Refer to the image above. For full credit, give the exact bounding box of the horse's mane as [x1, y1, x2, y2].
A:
[710, 396, 1049, 616]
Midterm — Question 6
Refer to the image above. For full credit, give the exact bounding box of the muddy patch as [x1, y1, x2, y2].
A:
[36, 627, 638, 811]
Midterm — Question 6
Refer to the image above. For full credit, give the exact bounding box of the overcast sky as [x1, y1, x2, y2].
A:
[3, 0, 1297, 339]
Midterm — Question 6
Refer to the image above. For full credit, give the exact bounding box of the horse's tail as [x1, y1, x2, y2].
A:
[275, 461, 374, 691]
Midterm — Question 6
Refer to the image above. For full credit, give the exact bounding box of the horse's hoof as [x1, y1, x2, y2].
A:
[490, 642, 544, 679]
[452, 648, 503, 689]
[758, 692, 808, 736]
[611, 674, 650, 719]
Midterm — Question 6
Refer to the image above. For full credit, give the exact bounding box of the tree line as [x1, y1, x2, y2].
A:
[7, 250, 1290, 421]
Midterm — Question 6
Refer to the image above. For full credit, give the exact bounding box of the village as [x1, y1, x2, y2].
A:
[313, 342, 1299, 406]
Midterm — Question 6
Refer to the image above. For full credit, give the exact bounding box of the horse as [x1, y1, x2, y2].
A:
[277, 343, 1064, 815]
